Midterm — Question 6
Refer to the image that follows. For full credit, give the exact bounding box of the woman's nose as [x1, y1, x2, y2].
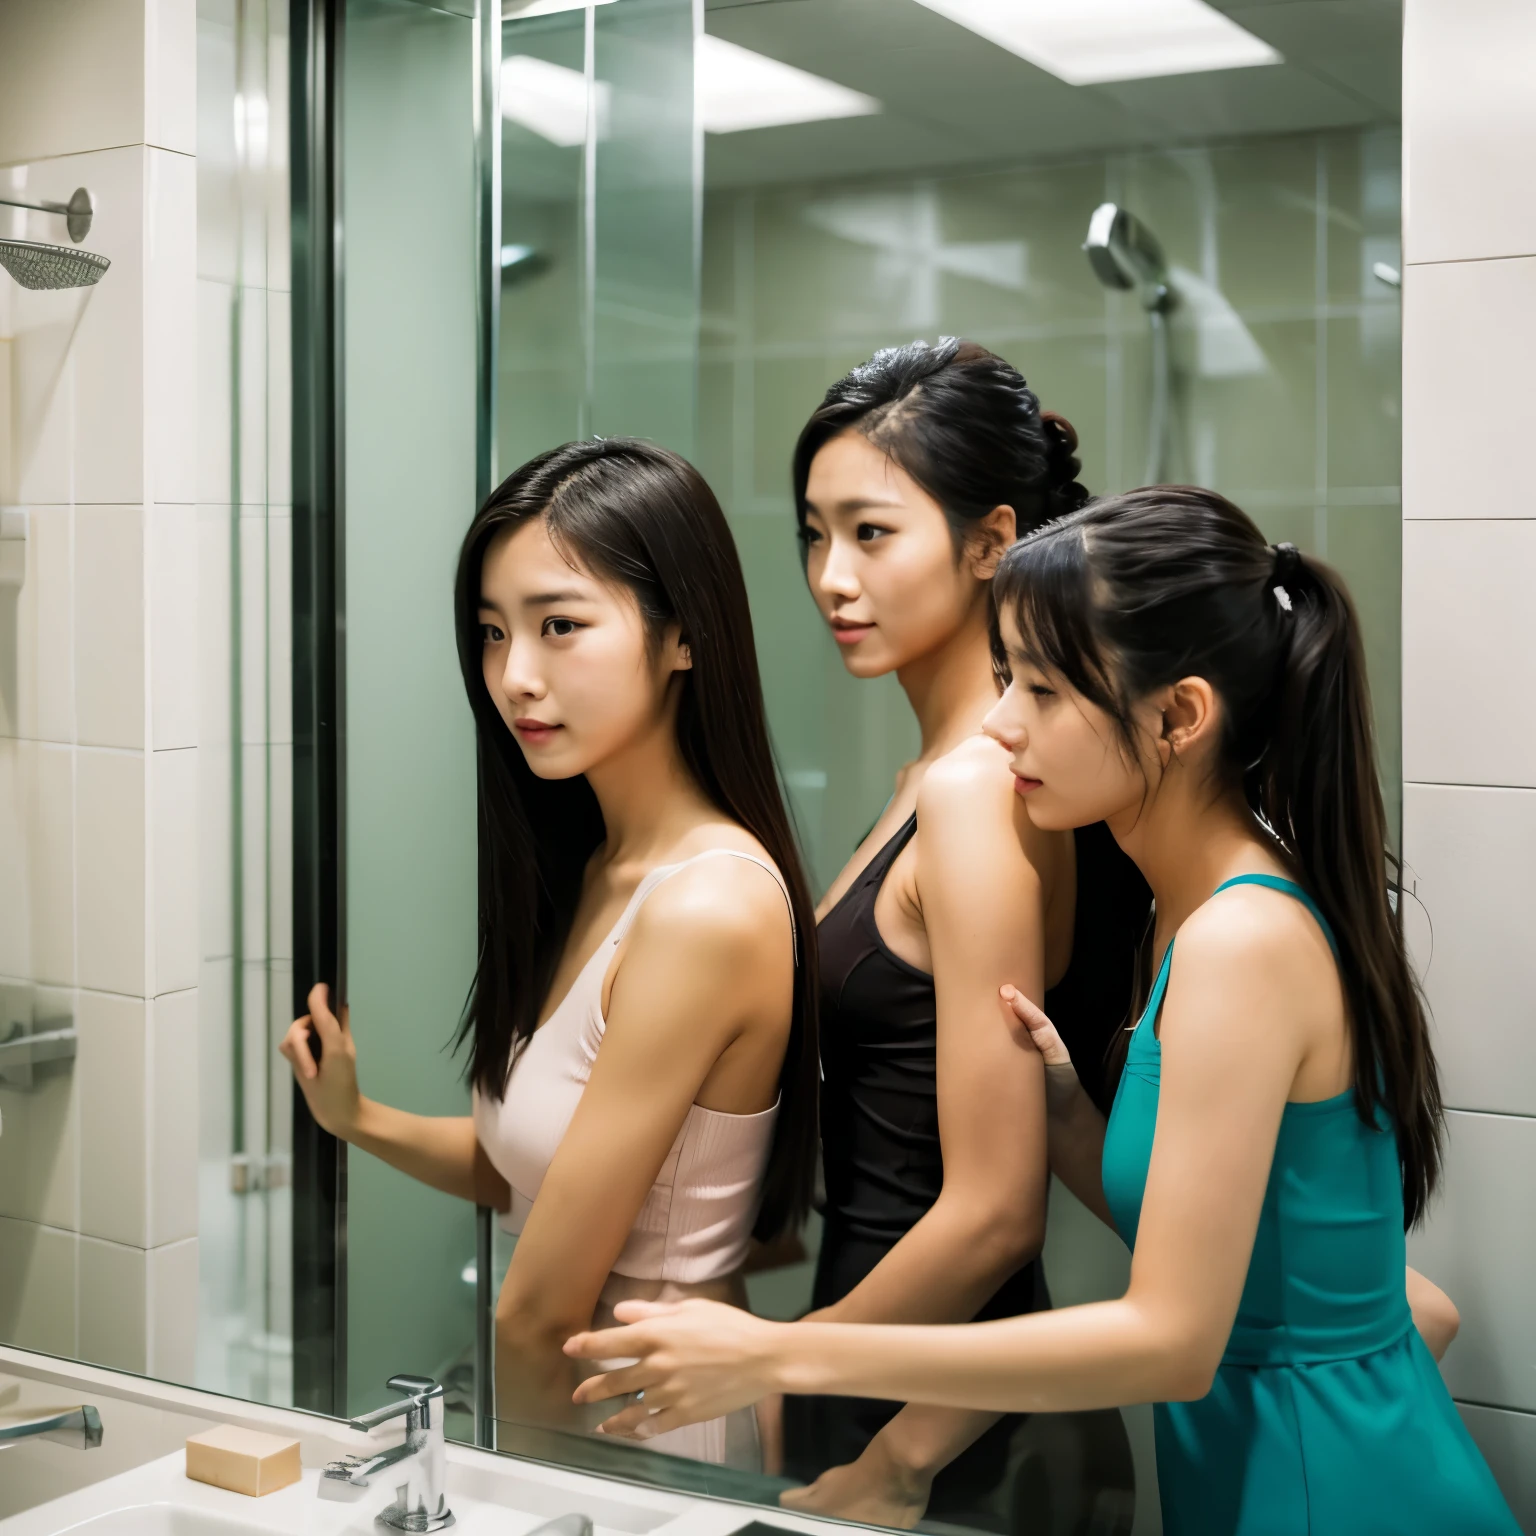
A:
[982, 691, 1024, 750]
[815, 537, 861, 600]
[499, 640, 544, 702]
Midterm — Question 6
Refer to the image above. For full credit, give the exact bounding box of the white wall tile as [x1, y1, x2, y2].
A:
[197, 956, 233, 1164]
[0, 1079, 29, 1219]
[197, 282, 234, 503]
[267, 513, 292, 746]
[28, 983, 80, 1231]
[1403, 785, 1536, 1116]
[1408, 1109, 1536, 1414]
[77, 989, 148, 1249]
[1457, 1403, 1536, 1531]
[146, 0, 197, 157]
[195, 9, 238, 287]
[12, 504, 73, 744]
[151, 747, 198, 995]
[0, 1218, 77, 1357]
[150, 988, 198, 1245]
[76, 748, 146, 997]
[11, 292, 76, 507]
[26, 742, 76, 986]
[267, 290, 291, 503]
[148, 1236, 198, 1381]
[147, 149, 199, 506]
[74, 506, 145, 750]
[1404, 0, 1536, 264]
[79, 1234, 148, 1373]
[55, 147, 149, 506]
[237, 289, 268, 508]
[149, 503, 198, 750]
[1402, 258, 1536, 521]
[0, 747, 30, 985]
[1403, 520, 1536, 788]
[0, 0, 146, 165]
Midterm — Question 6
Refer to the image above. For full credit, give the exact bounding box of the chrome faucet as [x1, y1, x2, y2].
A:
[0, 1404, 103, 1449]
[322, 1374, 453, 1532]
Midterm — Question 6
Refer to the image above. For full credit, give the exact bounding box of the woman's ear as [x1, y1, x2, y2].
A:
[969, 504, 1018, 580]
[1161, 676, 1219, 762]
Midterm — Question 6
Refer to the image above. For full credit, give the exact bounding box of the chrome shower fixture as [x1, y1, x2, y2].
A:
[0, 185, 111, 290]
[1085, 202, 1175, 484]
[1084, 202, 1172, 313]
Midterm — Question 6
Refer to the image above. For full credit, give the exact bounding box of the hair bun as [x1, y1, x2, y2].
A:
[1041, 411, 1090, 513]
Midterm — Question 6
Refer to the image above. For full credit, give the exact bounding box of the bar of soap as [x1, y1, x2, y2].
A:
[185, 1424, 301, 1496]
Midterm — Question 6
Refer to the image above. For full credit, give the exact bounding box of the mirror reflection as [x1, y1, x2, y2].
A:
[7, 0, 1525, 1534]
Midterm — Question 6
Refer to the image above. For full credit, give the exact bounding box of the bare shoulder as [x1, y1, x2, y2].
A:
[917, 733, 1016, 822]
[1166, 879, 1337, 1034]
[626, 850, 794, 975]
[918, 733, 1050, 861]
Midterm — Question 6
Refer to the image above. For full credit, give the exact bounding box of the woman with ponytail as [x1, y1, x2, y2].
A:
[764, 340, 1148, 1523]
[567, 486, 1519, 1534]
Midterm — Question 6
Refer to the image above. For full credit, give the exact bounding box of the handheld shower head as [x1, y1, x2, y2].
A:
[1084, 203, 1171, 313]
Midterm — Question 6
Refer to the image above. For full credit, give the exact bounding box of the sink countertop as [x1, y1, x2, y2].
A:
[0, 1346, 861, 1536]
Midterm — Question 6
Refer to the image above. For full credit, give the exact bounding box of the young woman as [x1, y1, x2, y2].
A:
[279, 438, 819, 1469]
[767, 340, 1148, 1524]
[566, 487, 1519, 1534]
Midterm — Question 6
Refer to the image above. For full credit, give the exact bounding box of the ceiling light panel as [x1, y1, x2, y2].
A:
[502, 0, 616, 18]
[696, 34, 881, 134]
[501, 55, 606, 146]
[911, 0, 1280, 86]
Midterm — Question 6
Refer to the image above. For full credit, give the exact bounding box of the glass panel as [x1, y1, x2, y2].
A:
[341, 0, 481, 1425]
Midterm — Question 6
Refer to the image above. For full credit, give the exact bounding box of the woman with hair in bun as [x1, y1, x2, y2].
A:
[757, 340, 1149, 1524]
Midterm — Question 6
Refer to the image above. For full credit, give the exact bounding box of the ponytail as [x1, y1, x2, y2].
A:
[996, 488, 1445, 1227]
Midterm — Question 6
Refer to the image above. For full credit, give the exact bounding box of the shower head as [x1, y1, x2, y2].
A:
[0, 186, 110, 290]
[1084, 202, 1171, 312]
[0, 239, 111, 290]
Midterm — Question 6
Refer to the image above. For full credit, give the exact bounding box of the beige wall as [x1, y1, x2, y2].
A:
[0, 0, 201, 1380]
[1401, 0, 1536, 1525]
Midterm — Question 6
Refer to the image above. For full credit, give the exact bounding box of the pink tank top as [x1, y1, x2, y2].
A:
[471, 849, 794, 1284]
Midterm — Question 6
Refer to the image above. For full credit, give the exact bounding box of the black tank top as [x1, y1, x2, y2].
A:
[784, 814, 1149, 1497]
[817, 814, 1150, 1251]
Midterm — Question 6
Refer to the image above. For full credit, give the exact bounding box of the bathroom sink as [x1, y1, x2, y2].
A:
[32, 1510, 277, 1536]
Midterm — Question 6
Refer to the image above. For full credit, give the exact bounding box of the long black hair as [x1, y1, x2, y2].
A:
[995, 486, 1444, 1227]
[791, 337, 1090, 554]
[451, 438, 819, 1239]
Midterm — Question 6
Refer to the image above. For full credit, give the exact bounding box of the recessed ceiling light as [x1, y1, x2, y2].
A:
[910, 0, 1280, 86]
[502, 0, 617, 18]
[501, 54, 606, 146]
[697, 34, 881, 134]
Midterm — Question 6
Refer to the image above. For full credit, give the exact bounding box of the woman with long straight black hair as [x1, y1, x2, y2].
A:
[567, 487, 1517, 1534]
[280, 438, 818, 1469]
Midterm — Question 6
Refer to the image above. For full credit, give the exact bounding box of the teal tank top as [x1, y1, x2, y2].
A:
[1100, 874, 1518, 1535]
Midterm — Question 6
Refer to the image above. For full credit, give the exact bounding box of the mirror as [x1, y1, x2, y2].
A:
[0, 0, 1410, 1533]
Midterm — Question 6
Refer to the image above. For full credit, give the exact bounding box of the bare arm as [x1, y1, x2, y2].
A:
[279, 984, 509, 1209]
[1000, 986, 1113, 1226]
[569, 890, 1327, 1432]
[496, 860, 794, 1428]
[1407, 1267, 1459, 1361]
[817, 747, 1050, 1327]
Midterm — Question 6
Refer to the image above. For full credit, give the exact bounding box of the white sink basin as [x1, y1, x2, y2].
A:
[0, 1444, 844, 1536]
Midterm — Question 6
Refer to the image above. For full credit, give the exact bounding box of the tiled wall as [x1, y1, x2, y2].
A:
[0, 0, 201, 1378]
[1400, 0, 1536, 1525]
